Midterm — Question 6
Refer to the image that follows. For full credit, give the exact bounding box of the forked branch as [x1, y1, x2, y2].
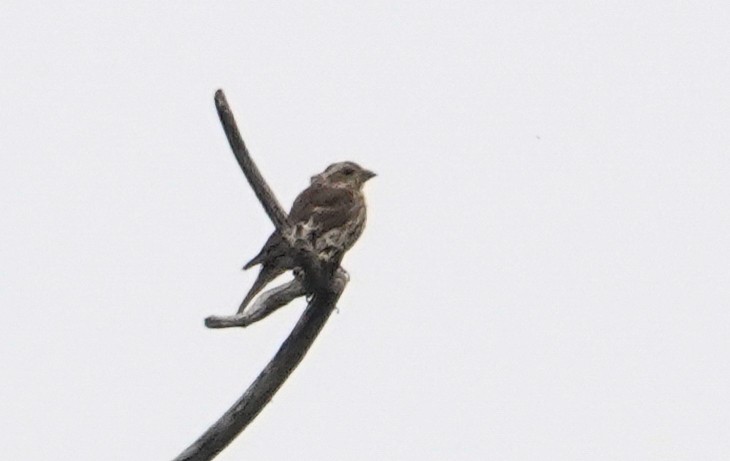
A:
[172, 90, 346, 461]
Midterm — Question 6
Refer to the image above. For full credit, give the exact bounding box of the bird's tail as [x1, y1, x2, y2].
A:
[243, 233, 285, 270]
[237, 265, 285, 314]
[242, 257, 260, 271]
[243, 250, 265, 270]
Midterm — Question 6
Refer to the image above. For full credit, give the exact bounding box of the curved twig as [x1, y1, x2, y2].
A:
[204, 278, 307, 328]
[213, 90, 290, 234]
[172, 90, 346, 461]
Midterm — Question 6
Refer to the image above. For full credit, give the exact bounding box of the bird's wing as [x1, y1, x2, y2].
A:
[243, 185, 357, 269]
[288, 185, 359, 233]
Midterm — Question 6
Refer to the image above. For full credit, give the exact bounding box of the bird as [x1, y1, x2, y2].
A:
[237, 161, 376, 313]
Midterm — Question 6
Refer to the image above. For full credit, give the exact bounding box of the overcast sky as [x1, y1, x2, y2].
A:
[2, 2, 730, 460]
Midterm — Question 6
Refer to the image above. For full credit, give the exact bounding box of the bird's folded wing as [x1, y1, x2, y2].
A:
[289, 185, 359, 233]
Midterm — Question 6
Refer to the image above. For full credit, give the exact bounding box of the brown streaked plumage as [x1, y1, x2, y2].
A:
[238, 161, 375, 313]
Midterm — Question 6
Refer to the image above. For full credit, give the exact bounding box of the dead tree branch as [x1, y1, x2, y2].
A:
[172, 90, 346, 461]
[213, 90, 290, 233]
[204, 277, 306, 328]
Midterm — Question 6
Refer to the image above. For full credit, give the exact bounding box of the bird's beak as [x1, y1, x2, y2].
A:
[362, 169, 377, 181]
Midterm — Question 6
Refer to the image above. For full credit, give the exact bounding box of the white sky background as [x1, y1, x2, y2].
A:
[2, 2, 729, 460]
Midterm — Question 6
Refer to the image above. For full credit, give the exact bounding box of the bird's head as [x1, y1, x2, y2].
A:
[311, 161, 376, 190]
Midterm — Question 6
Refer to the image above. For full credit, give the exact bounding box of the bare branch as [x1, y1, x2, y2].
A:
[214, 90, 290, 234]
[215, 90, 324, 291]
[174, 271, 348, 461]
[204, 278, 307, 329]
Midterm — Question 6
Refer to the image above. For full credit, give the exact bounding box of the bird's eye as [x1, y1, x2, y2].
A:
[343, 168, 354, 176]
